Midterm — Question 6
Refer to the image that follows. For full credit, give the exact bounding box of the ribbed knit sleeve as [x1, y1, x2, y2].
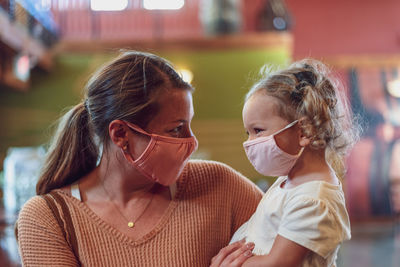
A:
[17, 196, 79, 267]
[186, 160, 263, 238]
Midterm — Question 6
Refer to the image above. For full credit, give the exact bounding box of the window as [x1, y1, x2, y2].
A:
[90, 0, 128, 11]
[143, 0, 184, 10]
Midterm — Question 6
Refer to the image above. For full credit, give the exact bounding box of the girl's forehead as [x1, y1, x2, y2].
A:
[243, 93, 289, 126]
[243, 94, 278, 117]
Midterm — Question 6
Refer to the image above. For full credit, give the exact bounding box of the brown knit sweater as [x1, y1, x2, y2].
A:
[17, 160, 262, 267]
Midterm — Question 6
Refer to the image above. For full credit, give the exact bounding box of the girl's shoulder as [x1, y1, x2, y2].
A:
[278, 177, 345, 202]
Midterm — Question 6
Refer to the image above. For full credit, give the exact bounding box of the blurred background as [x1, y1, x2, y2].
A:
[0, 0, 399, 266]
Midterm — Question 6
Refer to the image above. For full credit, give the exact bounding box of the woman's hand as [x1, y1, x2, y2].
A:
[210, 239, 255, 267]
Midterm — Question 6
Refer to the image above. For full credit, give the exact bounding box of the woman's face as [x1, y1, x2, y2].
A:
[127, 89, 195, 160]
[146, 89, 195, 138]
[242, 93, 300, 155]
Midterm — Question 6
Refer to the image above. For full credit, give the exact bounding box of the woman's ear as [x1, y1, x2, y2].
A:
[109, 120, 129, 149]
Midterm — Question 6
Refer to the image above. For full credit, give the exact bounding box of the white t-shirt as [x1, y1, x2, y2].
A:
[230, 176, 351, 267]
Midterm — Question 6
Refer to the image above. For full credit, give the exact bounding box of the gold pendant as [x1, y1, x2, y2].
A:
[128, 222, 134, 228]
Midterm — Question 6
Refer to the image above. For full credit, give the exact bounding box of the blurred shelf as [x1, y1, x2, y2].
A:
[57, 32, 293, 53]
[0, 9, 53, 71]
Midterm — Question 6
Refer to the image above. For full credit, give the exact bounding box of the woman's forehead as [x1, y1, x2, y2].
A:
[151, 90, 193, 123]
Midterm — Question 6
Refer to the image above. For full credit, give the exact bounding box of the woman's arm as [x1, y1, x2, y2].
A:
[17, 196, 79, 266]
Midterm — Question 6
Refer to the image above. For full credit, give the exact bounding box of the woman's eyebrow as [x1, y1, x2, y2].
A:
[171, 119, 187, 123]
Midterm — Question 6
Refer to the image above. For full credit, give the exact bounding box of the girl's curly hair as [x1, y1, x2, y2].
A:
[246, 59, 360, 177]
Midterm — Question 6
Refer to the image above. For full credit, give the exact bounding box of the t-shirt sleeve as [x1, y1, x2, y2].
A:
[277, 196, 346, 259]
[17, 196, 79, 266]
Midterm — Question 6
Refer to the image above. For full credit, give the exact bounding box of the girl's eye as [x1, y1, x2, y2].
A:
[254, 128, 264, 134]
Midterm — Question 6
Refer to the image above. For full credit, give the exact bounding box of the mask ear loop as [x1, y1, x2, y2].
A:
[272, 120, 304, 156]
[120, 122, 151, 163]
[273, 120, 299, 136]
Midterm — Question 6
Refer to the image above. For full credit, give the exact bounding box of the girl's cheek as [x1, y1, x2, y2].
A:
[275, 130, 299, 155]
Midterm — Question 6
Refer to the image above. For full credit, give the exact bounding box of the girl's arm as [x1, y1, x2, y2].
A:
[212, 235, 309, 267]
[242, 235, 309, 267]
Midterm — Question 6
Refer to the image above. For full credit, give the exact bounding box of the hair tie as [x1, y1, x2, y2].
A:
[325, 98, 337, 109]
[83, 99, 89, 111]
[291, 84, 306, 104]
[142, 58, 147, 95]
[293, 71, 317, 87]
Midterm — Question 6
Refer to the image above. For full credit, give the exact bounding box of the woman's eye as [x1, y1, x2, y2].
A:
[169, 125, 183, 134]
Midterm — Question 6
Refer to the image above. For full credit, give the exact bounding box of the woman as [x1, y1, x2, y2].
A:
[16, 51, 262, 266]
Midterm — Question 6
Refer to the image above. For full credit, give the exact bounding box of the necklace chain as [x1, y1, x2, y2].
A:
[101, 180, 154, 228]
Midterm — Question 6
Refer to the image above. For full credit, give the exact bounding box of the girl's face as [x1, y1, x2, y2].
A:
[242, 92, 302, 155]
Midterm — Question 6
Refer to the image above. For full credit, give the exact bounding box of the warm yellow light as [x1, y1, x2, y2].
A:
[388, 79, 400, 98]
[178, 68, 193, 84]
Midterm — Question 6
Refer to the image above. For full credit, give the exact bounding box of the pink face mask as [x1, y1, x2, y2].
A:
[243, 120, 304, 177]
[122, 121, 198, 186]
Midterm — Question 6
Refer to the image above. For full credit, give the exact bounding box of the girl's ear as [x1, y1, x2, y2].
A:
[299, 135, 311, 147]
[297, 117, 311, 147]
[109, 120, 129, 149]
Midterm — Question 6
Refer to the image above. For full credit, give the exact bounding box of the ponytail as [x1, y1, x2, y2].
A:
[36, 103, 99, 195]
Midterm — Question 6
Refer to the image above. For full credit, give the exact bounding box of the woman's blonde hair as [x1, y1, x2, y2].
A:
[247, 59, 360, 177]
[36, 51, 193, 195]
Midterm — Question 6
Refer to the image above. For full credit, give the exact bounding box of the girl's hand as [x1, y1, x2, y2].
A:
[210, 239, 255, 267]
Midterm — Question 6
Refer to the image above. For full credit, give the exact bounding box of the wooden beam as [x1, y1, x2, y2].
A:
[312, 54, 400, 68]
[57, 32, 293, 53]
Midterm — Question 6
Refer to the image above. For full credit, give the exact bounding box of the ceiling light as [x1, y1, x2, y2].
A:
[178, 68, 193, 84]
[388, 79, 400, 98]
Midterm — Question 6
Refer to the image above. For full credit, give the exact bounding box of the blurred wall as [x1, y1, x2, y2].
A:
[0, 46, 290, 183]
[285, 0, 400, 58]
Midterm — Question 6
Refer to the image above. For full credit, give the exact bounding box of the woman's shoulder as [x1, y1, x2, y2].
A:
[18, 190, 72, 220]
[186, 159, 262, 193]
[187, 159, 247, 181]
[19, 195, 49, 214]
[17, 195, 56, 228]
[187, 159, 237, 173]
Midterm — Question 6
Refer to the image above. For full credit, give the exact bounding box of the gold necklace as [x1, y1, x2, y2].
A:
[101, 181, 155, 228]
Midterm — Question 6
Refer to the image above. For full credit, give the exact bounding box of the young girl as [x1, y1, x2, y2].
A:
[211, 59, 358, 267]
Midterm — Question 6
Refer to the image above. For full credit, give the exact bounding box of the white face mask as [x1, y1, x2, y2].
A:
[243, 120, 304, 177]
